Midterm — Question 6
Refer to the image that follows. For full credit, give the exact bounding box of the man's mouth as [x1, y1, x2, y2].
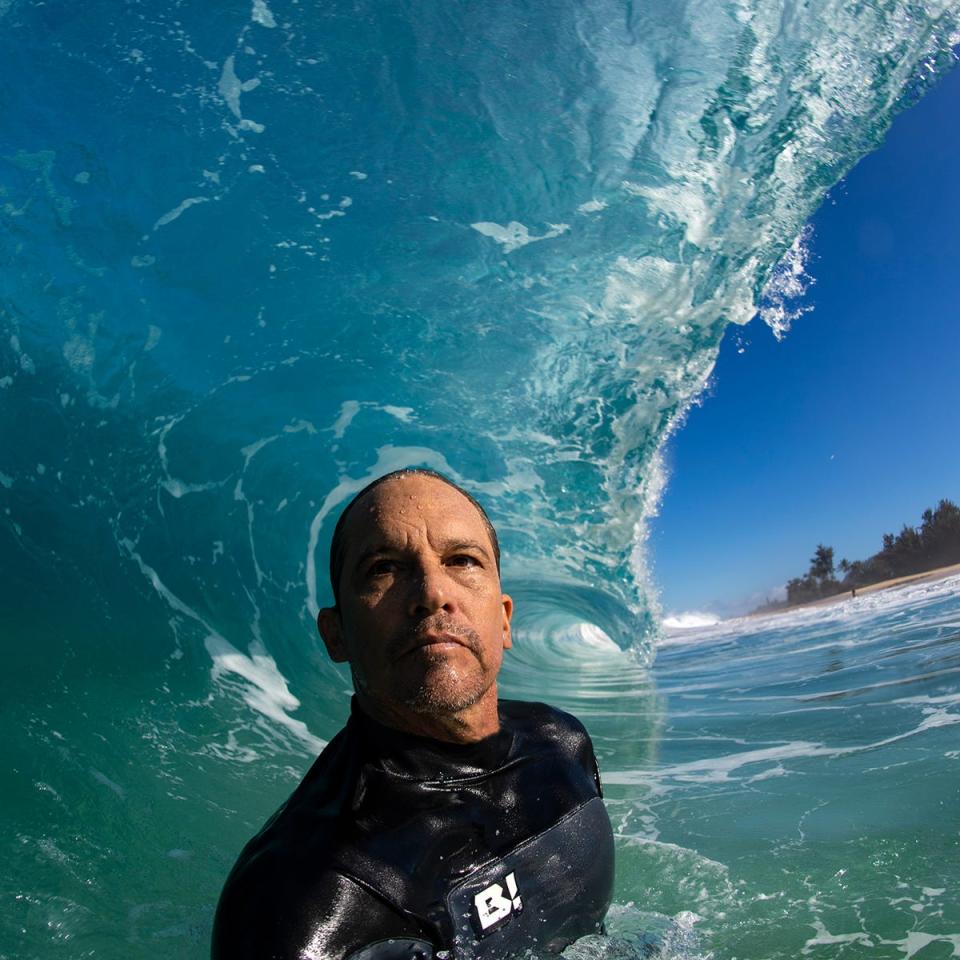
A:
[406, 633, 467, 654]
[395, 623, 480, 659]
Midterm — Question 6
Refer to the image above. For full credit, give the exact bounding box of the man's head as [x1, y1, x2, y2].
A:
[317, 470, 512, 738]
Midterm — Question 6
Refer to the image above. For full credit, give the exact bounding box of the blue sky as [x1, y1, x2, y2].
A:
[650, 62, 960, 618]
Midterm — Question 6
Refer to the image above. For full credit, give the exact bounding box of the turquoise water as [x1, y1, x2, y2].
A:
[2, 1, 959, 956]
[604, 579, 960, 958]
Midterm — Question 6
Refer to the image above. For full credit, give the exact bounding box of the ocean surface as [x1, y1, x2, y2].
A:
[2, 1, 959, 957]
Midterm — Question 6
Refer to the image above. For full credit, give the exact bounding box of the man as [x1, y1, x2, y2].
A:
[212, 469, 614, 960]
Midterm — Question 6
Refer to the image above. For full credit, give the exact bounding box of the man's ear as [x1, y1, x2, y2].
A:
[501, 594, 514, 650]
[317, 607, 349, 663]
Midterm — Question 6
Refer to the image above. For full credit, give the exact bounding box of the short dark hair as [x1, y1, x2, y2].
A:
[328, 468, 501, 607]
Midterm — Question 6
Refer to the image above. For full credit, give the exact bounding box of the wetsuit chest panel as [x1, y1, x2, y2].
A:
[444, 796, 614, 958]
[335, 751, 598, 929]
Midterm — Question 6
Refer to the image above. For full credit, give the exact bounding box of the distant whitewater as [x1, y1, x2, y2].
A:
[661, 612, 723, 631]
[1, 1, 958, 957]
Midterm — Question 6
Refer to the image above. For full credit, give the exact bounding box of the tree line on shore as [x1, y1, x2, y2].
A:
[759, 498, 960, 611]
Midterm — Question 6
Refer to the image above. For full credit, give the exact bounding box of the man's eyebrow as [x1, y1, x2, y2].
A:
[351, 539, 493, 570]
[441, 539, 492, 559]
[351, 544, 397, 570]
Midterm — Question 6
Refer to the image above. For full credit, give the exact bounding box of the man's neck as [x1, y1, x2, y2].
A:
[356, 685, 501, 744]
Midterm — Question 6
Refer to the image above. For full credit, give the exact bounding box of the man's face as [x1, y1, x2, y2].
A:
[319, 474, 512, 718]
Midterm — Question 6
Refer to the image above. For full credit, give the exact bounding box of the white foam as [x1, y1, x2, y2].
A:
[877, 932, 960, 959]
[10, 334, 35, 374]
[153, 196, 209, 231]
[251, 0, 276, 28]
[662, 612, 722, 631]
[632, 740, 827, 785]
[331, 400, 361, 439]
[330, 401, 415, 441]
[606, 706, 960, 786]
[284, 418, 317, 435]
[624, 836, 730, 875]
[471, 220, 570, 253]
[205, 635, 324, 752]
[577, 199, 608, 214]
[623, 180, 713, 248]
[382, 405, 414, 422]
[161, 477, 220, 498]
[802, 920, 874, 953]
[218, 56, 264, 132]
[233, 478, 265, 587]
[120, 539, 324, 752]
[240, 420, 317, 470]
[758, 227, 814, 338]
[219, 56, 245, 118]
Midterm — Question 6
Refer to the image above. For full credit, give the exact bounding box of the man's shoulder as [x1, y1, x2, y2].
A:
[221, 721, 360, 879]
[271, 718, 361, 820]
[499, 698, 591, 737]
[499, 699, 597, 768]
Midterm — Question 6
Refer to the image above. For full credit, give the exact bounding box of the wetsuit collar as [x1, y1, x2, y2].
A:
[349, 698, 516, 780]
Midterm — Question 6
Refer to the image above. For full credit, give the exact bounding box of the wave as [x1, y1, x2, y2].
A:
[1, 0, 956, 667]
[0, 5, 958, 954]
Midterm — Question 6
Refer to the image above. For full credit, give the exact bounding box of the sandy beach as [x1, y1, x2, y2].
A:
[752, 561, 960, 617]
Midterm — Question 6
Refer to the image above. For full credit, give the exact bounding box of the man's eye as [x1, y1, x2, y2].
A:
[447, 554, 480, 568]
[367, 559, 397, 576]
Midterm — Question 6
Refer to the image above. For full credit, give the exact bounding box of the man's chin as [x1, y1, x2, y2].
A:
[398, 667, 492, 717]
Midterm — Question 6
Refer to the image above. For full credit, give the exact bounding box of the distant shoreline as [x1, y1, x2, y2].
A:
[748, 561, 960, 618]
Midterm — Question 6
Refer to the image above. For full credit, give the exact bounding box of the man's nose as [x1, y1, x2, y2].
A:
[409, 562, 452, 616]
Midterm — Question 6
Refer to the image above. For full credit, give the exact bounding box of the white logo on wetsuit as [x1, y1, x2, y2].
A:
[474, 872, 522, 931]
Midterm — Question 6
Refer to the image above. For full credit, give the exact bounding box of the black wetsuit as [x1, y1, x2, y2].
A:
[212, 699, 614, 960]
